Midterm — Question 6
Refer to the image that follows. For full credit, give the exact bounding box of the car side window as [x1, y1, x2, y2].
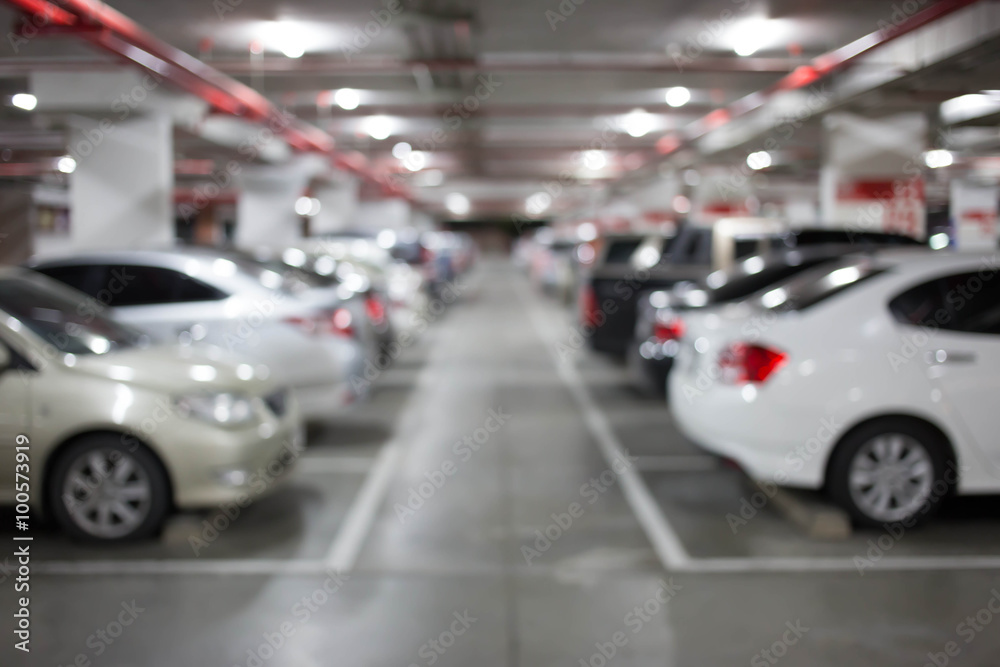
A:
[889, 272, 1000, 335]
[99, 265, 227, 307]
[32, 264, 105, 296]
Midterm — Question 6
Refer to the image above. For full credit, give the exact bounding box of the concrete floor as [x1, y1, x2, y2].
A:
[4, 258, 1000, 666]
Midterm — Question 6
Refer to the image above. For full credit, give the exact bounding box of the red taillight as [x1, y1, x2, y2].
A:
[284, 309, 354, 338]
[718, 343, 787, 384]
[652, 318, 685, 342]
[365, 295, 386, 326]
[330, 308, 354, 338]
[580, 285, 599, 328]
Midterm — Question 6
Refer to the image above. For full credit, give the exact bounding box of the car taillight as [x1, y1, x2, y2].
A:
[365, 295, 387, 326]
[580, 284, 599, 328]
[718, 343, 787, 384]
[653, 318, 685, 342]
[283, 315, 320, 336]
[330, 308, 354, 338]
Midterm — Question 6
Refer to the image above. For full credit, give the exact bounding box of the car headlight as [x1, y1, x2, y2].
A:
[174, 393, 255, 426]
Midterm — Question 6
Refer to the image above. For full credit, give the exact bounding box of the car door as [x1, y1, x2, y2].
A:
[91, 264, 231, 344]
[890, 271, 1000, 473]
[0, 336, 30, 503]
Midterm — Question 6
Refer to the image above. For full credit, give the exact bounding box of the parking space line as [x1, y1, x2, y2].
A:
[634, 455, 719, 472]
[517, 282, 693, 571]
[323, 442, 403, 571]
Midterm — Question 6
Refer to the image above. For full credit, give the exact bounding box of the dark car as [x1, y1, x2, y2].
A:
[582, 223, 924, 357]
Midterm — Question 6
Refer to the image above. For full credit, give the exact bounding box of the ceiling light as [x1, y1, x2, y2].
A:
[11, 93, 36, 111]
[445, 193, 470, 216]
[334, 88, 360, 110]
[266, 21, 306, 58]
[403, 151, 427, 172]
[392, 142, 412, 159]
[665, 87, 691, 108]
[730, 18, 774, 57]
[672, 195, 691, 214]
[622, 109, 655, 138]
[746, 150, 772, 170]
[56, 156, 76, 174]
[295, 196, 321, 216]
[365, 115, 393, 140]
[925, 149, 954, 169]
[583, 150, 608, 170]
[526, 192, 552, 216]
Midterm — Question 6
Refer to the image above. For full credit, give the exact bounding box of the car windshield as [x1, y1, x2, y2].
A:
[0, 272, 146, 355]
[751, 257, 885, 312]
[220, 252, 328, 293]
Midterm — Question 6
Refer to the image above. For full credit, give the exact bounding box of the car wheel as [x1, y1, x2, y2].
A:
[48, 435, 171, 542]
[828, 420, 952, 528]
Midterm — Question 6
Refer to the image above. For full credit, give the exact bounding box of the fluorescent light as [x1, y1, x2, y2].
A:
[392, 142, 412, 159]
[403, 150, 426, 172]
[445, 193, 470, 216]
[11, 93, 36, 111]
[583, 150, 607, 170]
[365, 115, 393, 140]
[747, 150, 772, 170]
[622, 109, 655, 138]
[334, 88, 360, 110]
[526, 192, 552, 215]
[730, 18, 783, 57]
[925, 149, 954, 169]
[665, 87, 691, 108]
[56, 156, 76, 174]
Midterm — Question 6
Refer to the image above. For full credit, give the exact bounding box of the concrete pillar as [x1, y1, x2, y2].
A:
[820, 112, 927, 238]
[950, 179, 999, 250]
[352, 198, 412, 232]
[0, 185, 35, 263]
[310, 176, 359, 235]
[235, 155, 326, 249]
[691, 166, 754, 223]
[68, 114, 174, 249]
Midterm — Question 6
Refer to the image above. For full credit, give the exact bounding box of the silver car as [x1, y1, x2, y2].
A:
[28, 248, 367, 421]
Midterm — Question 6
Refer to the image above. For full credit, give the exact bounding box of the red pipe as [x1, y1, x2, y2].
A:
[672, 0, 985, 149]
[3, 0, 409, 199]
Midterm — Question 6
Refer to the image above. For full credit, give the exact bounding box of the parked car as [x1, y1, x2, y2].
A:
[0, 268, 302, 541]
[627, 244, 920, 394]
[582, 220, 923, 356]
[27, 248, 366, 421]
[670, 249, 1000, 527]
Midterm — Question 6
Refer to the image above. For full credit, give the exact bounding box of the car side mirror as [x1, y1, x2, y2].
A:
[0, 345, 10, 373]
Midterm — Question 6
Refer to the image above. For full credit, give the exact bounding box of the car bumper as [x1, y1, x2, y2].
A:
[668, 372, 829, 489]
[168, 400, 305, 509]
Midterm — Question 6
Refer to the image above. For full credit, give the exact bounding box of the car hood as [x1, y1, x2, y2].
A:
[70, 344, 274, 396]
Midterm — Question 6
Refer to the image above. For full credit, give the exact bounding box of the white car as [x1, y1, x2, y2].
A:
[28, 249, 366, 421]
[0, 268, 302, 541]
[670, 249, 1000, 526]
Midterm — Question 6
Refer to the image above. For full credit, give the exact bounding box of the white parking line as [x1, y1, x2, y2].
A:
[323, 442, 403, 571]
[517, 283, 693, 571]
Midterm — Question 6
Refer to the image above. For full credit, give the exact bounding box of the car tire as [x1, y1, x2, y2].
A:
[48, 434, 171, 542]
[828, 419, 953, 529]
